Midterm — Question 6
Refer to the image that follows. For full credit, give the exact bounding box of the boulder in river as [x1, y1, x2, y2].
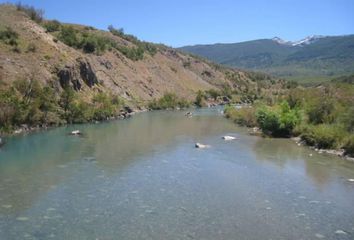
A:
[69, 130, 82, 136]
[185, 112, 193, 117]
[195, 143, 210, 149]
[222, 136, 237, 141]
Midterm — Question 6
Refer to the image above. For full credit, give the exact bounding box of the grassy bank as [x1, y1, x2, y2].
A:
[224, 82, 354, 157]
[148, 93, 190, 110]
[0, 79, 125, 134]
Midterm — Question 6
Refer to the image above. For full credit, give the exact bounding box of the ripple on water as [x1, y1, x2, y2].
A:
[335, 230, 347, 235]
[1, 204, 12, 209]
[315, 233, 325, 238]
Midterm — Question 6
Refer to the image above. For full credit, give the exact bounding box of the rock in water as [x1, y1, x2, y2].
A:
[315, 233, 325, 239]
[335, 230, 347, 235]
[70, 130, 82, 136]
[195, 143, 210, 149]
[185, 112, 193, 117]
[222, 136, 237, 141]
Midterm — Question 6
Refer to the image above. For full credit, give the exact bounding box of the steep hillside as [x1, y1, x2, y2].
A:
[0, 4, 284, 133]
[0, 4, 226, 102]
[180, 35, 354, 82]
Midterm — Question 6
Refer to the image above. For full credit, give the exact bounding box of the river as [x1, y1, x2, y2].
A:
[0, 108, 353, 239]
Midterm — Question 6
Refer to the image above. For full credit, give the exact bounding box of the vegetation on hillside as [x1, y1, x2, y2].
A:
[0, 78, 124, 134]
[0, 26, 18, 44]
[224, 81, 354, 157]
[15, 1, 44, 23]
[108, 25, 158, 56]
[11, 2, 158, 60]
[42, 23, 158, 60]
[148, 93, 190, 110]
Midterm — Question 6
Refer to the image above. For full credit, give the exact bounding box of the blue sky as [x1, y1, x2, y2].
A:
[2, 0, 354, 47]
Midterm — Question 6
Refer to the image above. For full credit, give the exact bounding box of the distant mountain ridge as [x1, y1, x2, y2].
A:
[179, 35, 354, 82]
[272, 35, 326, 47]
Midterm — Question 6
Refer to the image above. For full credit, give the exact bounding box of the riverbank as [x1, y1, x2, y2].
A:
[0, 106, 145, 147]
[224, 101, 354, 161]
[290, 137, 354, 162]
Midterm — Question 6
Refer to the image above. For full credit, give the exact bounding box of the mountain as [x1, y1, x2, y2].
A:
[179, 35, 354, 82]
[272, 35, 325, 47]
[0, 4, 284, 132]
[0, 4, 268, 102]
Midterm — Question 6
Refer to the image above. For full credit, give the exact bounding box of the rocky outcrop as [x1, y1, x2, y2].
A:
[57, 58, 98, 91]
[57, 65, 81, 90]
[78, 59, 98, 87]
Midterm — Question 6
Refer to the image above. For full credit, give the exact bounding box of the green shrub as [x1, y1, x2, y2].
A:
[225, 106, 257, 127]
[140, 42, 157, 56]
[0, 78, 65, 132]
[58, 26, 78, 47]
[0, 27, 19, 46]
[256, 106, 281, 135]
[0, 78, 125, 133]
[256, 101, 301, 137]
[16, 2, 44, 23]
[307, 97, 335, 124]
[108, 25, 124, 37]
[117, 46, 144, 61]
[92, 92, 118, 120]
[108, 25, 158, 57]
[178, 99, 191, 109]
[343, 136, 354, 157]
[148, 93, 190, 110]
[301, 124, 345, 149]
[341, 106, 354, 132]
[59, 87, 75, 114]
[0, 88, 22, 131]
[69, 100, 94, 123]
[205, 89, 221, 100]
[279, 101, 301, 134]
[195, 90, 206, 107]
[80, 37, 97, 53]
[44, 20, 61, 32]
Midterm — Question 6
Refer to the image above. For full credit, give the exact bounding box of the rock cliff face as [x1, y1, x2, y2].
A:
[0, 4, 277, 105]
[57, 58, 98, 90]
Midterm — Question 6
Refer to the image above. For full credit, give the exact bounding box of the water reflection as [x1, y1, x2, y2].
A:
[253, 136, 354, 188]
[0, 109, 236, 213]
[0, 108, 354, 240]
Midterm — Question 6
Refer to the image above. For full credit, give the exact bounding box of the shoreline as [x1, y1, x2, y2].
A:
[247, 125, 354, 162]
[290, 137, 354, 162]
[0, 108, 146, 145]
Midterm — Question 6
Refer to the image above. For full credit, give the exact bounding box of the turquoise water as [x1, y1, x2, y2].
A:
[0, 108, 354, 239]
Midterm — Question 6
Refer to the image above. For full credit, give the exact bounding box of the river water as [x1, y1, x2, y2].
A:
[0, 108, 354, 240]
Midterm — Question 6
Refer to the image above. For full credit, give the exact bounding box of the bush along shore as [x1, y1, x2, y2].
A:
[224, 82, 354, 159]
[0, 78, 140, 137]
[0, 81, 228, 140]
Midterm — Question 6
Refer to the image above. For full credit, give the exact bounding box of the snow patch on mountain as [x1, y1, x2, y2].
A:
[272, 35, 327, 47]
